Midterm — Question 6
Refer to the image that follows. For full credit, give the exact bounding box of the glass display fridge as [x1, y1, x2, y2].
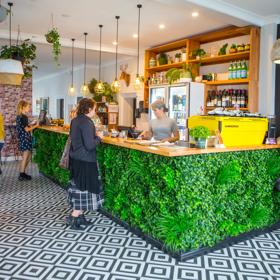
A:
[149, 82, 205, 139]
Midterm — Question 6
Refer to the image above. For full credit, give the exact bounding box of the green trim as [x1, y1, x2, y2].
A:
[34, 129, 280, 251]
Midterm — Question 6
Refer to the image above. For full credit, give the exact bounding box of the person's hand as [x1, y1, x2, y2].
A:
[96, 131, 104, 139]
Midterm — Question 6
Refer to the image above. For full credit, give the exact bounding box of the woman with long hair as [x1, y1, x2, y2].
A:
[66, 98, 103, 230]
[16, 101, 39, 180]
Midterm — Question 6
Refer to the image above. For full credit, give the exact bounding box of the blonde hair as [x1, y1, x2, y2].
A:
[17, 101, 29, 115]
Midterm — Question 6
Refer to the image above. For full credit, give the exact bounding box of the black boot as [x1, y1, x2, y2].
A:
[70, 216, 84, 230]
[78, 214, 91, 226]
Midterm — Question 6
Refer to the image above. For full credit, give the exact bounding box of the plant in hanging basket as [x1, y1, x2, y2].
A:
[0, 39, 37, 78]
[45, 28, 61, 64]
[88, 78, 116, 102]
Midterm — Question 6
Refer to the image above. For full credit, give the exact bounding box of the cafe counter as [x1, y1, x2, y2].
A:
[33, 126, 280, 259]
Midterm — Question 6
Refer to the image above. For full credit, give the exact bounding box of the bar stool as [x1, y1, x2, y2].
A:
[7, 125, 20, 161]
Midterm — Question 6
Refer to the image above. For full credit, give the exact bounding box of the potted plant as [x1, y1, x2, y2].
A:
[189, 125, 210, 149]
[180, 63, 192, 82]
[45, 28, 61, 64]
[191, 48, 206, 60]
[157, 53, 168, 65]
[237, 44, 245, 52]
[244, 43, 250, 51]
[0, 39, 37, 78]
[229, 44, 237, 53]
[165, 68, 181, 84]
[88, 78, 116, 102]
[174, 53, 181, 63]
[218, 43, 228, 55]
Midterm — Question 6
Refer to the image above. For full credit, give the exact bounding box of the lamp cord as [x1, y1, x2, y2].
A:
[84, 32, 88, 85]
[8, 2, 12, 49]
[71, 38, 75, 87]
[115, 16, 119, 80]
[137, 4, 142, 76]
[98, 25, 103, 82]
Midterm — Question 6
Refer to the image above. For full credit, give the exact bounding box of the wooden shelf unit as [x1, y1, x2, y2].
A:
[144, 25, 260, 112]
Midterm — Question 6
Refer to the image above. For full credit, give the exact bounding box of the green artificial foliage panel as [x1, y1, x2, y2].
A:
[33, 129, 70, 186]
[34, 129, 280, 252]
[267, 155, 280, 179]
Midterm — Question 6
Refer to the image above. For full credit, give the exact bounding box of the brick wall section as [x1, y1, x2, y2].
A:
[0, 78, 32, 158]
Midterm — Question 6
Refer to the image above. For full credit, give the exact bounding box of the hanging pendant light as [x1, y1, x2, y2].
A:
[81, 32, 90, 96]
[0, 2, 24, 86]
[271, 39, 280, 64]
[111, 16, 121, 93]
[95, 25, 105, 94]
[134, 4, 143, 91]
[68, 38, 76, 96]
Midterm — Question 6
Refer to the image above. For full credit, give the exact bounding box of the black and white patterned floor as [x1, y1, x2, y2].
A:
[0, 162, 280, 280]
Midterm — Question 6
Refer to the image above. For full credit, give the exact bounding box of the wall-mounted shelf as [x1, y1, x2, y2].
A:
[146, 62, 184, 72]
[188, 51, 250, 66]
[204, 79, 249, 85]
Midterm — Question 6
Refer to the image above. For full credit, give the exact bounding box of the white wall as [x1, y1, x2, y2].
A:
[102, 52, 148, 129]
[259, 23, 277, 115]
[33, 66, 98, 123]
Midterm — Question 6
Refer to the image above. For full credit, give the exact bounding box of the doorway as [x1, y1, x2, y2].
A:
[56, 99, 64, 119]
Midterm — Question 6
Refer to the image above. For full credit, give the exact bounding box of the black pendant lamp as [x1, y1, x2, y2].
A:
[81, 32, 89, 96]
[134, 4, 143, 90]
[68, 38, 76, 96]
[95, 25, 105, 94]
[111, 16, 120, 93]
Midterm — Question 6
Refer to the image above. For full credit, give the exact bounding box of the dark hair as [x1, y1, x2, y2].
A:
[77, 98, 96, 115]
[151, 100, 168, 112]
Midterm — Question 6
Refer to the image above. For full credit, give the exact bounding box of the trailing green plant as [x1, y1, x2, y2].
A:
[165, 64, 192, 84]
[88, 78, 115, 102]
[218, 43, 228, 55]
[34, 128, 280, 252]
[0, 39, 37, 78]
[189, 126, 210, 139]
[216, 160, 241, 185]
[157, 53, 168, 65]
[45, 28, 61, 65]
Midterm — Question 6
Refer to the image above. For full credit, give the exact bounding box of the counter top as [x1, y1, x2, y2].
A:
[38, 126, 280, 157]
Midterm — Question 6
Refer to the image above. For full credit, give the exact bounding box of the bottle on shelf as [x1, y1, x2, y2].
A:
[232, 61, 237, 79]
[228, 63, 233, 80]
[241, 61, 248, 79]
[236, 61, 242, 79]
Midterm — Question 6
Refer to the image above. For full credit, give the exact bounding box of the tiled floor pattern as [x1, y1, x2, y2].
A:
[0, 162, 280, 280]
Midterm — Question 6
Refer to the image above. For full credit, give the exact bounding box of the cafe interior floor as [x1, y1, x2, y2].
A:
[0, 162, 279, 280]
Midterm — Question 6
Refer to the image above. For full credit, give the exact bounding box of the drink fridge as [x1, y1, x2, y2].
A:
[149, 82, 205, 138]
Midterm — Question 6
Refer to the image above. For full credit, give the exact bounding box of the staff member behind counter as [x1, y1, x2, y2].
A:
[141, 100, 179, 143]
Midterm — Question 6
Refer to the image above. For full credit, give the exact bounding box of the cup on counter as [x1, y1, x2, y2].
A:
[119, 130, 128, 139]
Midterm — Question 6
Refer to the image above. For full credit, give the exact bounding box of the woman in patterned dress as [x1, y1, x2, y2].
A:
[16, 101, 39, 181]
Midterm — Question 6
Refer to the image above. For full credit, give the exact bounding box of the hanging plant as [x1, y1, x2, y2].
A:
[88, 78, 116, 102]
[45, 28, 61, 65]
[0, 39, 37, 78]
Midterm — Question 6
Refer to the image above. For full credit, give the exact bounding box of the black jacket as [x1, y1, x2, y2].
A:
[69, 114, 101, 162]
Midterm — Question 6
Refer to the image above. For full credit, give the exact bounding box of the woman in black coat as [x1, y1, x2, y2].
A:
[66, 98, 103, 230]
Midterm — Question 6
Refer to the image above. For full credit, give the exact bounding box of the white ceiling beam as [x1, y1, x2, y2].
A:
[0, 30, 138, 56]
[184, 0, 280, 26]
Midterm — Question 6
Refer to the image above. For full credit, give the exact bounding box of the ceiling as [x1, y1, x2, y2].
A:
[0, 0, 279, 80]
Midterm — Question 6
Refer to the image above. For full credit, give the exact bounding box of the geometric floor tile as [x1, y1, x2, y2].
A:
[1, 162, 280, 280]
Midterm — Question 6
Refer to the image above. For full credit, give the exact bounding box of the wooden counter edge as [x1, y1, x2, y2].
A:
[37, 126, 280, 157]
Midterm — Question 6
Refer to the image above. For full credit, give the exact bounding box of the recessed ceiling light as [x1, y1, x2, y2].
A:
[159, 24, 165, 29]
[112, 41, 118, 45]
[192, 12, 199, 17]
[132, 33, 138, 38]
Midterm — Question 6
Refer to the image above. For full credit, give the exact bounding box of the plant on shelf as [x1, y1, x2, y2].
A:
[174, 53, 181, 62]
[165, 64, 192, 84]
[45, 28, 61, 65]
[190, 48, 206, 60]
[189, 125, 210, 149]
[237, 44, 245, 52]
[157, 53, 168, 65]
[88, 77, 116, 102]
[0, 39, 37, 78]
[218, 43, 228, 55]
[229, 44, 237, 54]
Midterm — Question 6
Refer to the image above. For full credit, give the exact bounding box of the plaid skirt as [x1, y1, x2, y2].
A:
[67, 185, 104, 211]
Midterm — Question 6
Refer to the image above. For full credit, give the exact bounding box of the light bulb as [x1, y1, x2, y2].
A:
[68, 85, 76, 96]
[111, 78, 121, 93]
[133, 75, 143, 90]
[94, 81, 105, 94]
[80, 84, 89, 96]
